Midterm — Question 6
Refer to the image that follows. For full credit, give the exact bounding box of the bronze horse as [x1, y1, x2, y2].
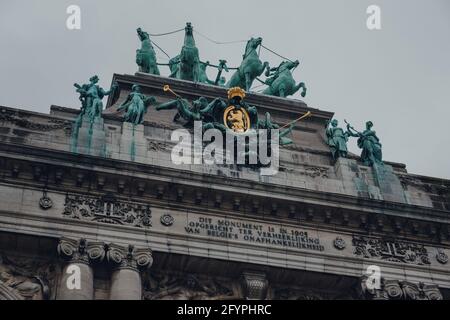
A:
[227, 37, 269, 91]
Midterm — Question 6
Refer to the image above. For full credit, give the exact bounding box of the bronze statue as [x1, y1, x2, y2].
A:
[74, 75, 117, 121]
[263, 60, 307, 98]
[346, 120, 383, 166]
[117, 84, 156, 125]
[226, 37, 269, 91]
[136, 28, 160, 75]
[326, 119, 349, 160]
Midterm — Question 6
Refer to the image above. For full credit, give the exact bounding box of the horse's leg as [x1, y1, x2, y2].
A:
[300, 82, 307, 97]
[293, 82, 307, 97]
[245, 72, 252, 91]
[279, 84, 286, 98]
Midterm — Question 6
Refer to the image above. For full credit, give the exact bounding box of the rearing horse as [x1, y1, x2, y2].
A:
[263, 60, 307, 98]
[227, 37, 269, 91]
[171, 22, 200, 82]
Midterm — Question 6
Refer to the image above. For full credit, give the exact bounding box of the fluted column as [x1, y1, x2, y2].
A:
[56, 238, 105, 300]
[107, 244, 153, 300]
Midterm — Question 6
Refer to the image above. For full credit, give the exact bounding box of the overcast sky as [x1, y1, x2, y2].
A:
[0, 0, 449, 178]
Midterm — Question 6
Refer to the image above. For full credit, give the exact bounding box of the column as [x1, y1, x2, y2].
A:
[56, 238, 105, 300]
[107, 244, 153, 300]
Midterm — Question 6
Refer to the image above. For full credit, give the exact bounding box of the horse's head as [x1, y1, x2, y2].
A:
[243, 37, 263, 58]
[137, 28, 149, 41]
[185, 22, 194, 36]
[247, 37, 262, 50]
[285, 60, 300, 70]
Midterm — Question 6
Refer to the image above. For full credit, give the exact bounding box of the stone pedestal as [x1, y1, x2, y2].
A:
[372, 163, 407, 203]
[72, 116, 106, 157]
[119, 122, 146, 162]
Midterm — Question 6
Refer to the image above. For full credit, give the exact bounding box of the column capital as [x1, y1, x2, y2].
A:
[360, 276, 443, 300]
[241, 271, 268, 300]
[106, 243, 153, 271]
[57, 237, 106, 265]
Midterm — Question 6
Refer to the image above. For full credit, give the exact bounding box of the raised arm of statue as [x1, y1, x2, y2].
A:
[200, 98, 226, 114]
[117, 95, 132, 112]
[101, 81, 119, 96]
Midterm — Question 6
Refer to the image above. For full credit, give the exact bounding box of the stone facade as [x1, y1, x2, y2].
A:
[0, 73, 449, 300]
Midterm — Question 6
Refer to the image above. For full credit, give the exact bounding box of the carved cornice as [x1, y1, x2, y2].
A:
[1, 143, 450, 243]
[106, 243, 153, 271]
[0, 107, 72, 134]
[57, 238, 106, 265]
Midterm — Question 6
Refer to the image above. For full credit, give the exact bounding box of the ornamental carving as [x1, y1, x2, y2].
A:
[241, 271, 268, 300]
[436, 249, 448, 265]
[106, 243, 153, 271]
[0, 108, 72, 134]
[352, 236, 430, 265]
[142, 272, 239, 300]
[333, 237, 346, 250]
[160, 214, 174, 226]
[62, 193, 152, 227]
[57, 238, 106, 264]
[148, 140, 170, 152]
[39, 191, 53, 210]
[0, 255, 56, 300]
[303, 166, 329, 178]
[361, 277, 443, 300]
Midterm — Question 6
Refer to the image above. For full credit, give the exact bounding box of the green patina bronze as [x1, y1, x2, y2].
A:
[326, 119, 349, 160]
[198, 61, 215, 85]
[346, 120, 383, 166]
[136, 28, 160, 75]
[170, 23, 201, 82]
[258, 112, 294, 146]
[263, 60, 307, 98]
[74, 75, 117, 122]
[156, 97, 204, 126]
[117, 84, 156, 125]
[214, 60, 229, 86]
[227, 37, 269, 91]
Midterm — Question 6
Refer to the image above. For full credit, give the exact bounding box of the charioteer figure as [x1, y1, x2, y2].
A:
[346, 120, 383, 166]
[262, 60, 307, 98]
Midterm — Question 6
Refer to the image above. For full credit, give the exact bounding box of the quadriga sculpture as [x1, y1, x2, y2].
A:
[136, 28, 160, 75]
[227, 37, 269, 91]
[263, 60, 307, 98]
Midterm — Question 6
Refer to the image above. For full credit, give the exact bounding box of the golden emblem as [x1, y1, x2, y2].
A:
[225, 87, 251, 133]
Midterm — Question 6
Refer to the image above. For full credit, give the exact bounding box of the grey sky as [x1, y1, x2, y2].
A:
[1, 0, 449, 178]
